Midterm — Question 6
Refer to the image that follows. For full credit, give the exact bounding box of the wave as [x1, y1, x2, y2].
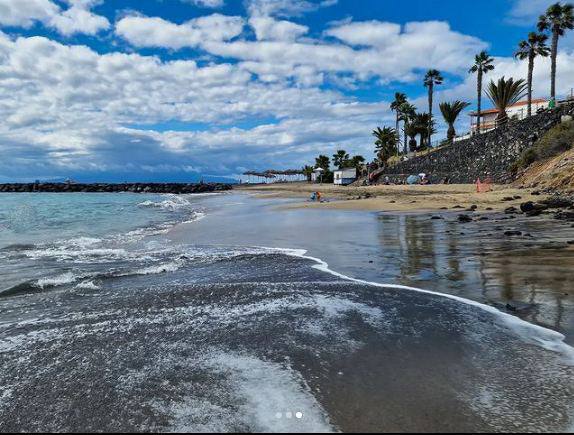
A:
[138, 194, 193, 212]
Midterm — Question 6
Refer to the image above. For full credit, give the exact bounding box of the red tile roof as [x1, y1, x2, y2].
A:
[469, 99, 548, 116]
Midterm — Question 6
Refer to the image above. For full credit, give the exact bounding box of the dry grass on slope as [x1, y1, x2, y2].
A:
[517, 147, 574, 192]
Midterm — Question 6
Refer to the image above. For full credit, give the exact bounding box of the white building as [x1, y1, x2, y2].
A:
[334, 168, 357, 186]
[470, 99, 549, 134]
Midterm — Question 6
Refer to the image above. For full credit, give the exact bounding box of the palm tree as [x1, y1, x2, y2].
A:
[538, 2, 574, 101]
[349, 155, 365, 168]
[398, 102, 417, 154]
[302, 165, 314, 182]
[372, 127, 398, 162]
[439, 101, 471, 142]
[332, 150, 350, 169]
[423, 69, 444, 146]
[515, 32, 550, 117]
[315, 155, 330, 172]
[390, 92, 407, 148]
[469, 51, 495, 134]
[413, 113, 432, 148]
[485, 77, 528, 127]
[404, 122, 419, 153]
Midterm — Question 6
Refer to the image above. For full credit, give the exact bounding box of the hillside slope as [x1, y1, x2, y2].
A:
[517, 147, 574, 192]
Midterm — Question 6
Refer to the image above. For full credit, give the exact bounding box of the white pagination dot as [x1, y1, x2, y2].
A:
[286, 412, 293, 419]
[275, 412, 283, 419]
[295, 412, 303, 419]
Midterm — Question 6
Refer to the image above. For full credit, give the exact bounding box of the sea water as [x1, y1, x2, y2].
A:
[0, 192, 573, 432]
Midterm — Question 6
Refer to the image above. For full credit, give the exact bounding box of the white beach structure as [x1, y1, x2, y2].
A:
[334, 168, 357, 186]
[311, 168, 324, 183]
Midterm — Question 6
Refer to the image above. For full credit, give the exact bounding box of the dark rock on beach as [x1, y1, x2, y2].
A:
[504, 230, 523, 236]
[555, 211, 574, 221]
[541, 197, 573, 209]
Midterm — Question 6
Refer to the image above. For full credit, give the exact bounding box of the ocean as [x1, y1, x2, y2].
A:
[0, 191, 573, 432]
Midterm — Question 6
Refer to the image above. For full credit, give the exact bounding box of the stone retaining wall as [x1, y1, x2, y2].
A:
[381, 103, 574, 184]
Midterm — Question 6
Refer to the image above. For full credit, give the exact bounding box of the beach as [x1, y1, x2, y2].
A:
[1, 190, 573, 432]
[236, 182, 549, 212]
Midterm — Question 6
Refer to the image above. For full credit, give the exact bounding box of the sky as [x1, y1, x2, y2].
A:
[0, 0, 573, 183]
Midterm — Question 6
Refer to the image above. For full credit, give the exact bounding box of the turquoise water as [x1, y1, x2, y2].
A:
[0, 192, 197, 247]
[0, 192, 208, 296]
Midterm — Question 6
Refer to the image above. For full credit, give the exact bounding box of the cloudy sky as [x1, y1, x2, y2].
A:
[0, 0, 573, 182]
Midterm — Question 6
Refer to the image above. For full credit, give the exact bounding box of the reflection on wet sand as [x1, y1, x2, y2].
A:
[377, 214, 574, 343]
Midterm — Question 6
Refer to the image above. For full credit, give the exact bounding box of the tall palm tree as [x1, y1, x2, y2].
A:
[398, 102, 417, 155]
[515, 32, 550, 117]
[332, 150, 350, 169]
[439, 101, 471, 142]
[390, 92, 407, 148]
[538, 2, 574, 100]
[372, 127, 398, 162]
[485, 77, 528, 127]
[423, 69, 444, 146]
[469, 51, 495, 134]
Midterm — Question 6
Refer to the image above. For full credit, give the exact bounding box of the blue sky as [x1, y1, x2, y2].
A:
[0, 0, 573, 183]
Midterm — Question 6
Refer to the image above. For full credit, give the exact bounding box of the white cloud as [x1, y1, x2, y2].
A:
[249, 16, 308, 41]
[506, 0, 554, 25]
[115, 14, 245, 49]
[187, 0, 226, 7]
[325, 20, 401, 47]
[247, 0, 338, 17]
[50, 1, 110, 36]
[200, 20, 487, 84]
[0, 0, 110, 35]
[0, 0, 60, 28]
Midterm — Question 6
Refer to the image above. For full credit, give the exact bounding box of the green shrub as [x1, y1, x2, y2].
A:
[512, 120, 574, 170]
[534, 121, 574, 160]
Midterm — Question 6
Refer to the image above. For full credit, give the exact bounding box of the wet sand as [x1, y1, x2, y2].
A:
[167, 192, 574, 344]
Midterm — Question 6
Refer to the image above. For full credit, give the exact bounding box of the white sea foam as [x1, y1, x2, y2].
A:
[36, 272, 80, 289]
[264, 246, 574, 366]
[132, 261, 184, 276]
[186, 351, 333, 433]
[75, 281, 100, 290]
[24, 247, 133, 261]
[138, 194, 192, 212]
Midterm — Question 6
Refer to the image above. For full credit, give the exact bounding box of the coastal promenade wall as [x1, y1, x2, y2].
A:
[0, 183, 233, 194]
[381, 103, 574, 184]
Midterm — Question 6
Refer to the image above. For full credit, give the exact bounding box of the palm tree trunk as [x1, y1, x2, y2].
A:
[448, 124, 455, 142]
[428, 83, 433, 146]
[528, 53, 534, 117]
[477, 69, 482, 134]
[396, 113, 400, 152]
[403, 125, 408, 156]
[551, 30, 559, 100]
